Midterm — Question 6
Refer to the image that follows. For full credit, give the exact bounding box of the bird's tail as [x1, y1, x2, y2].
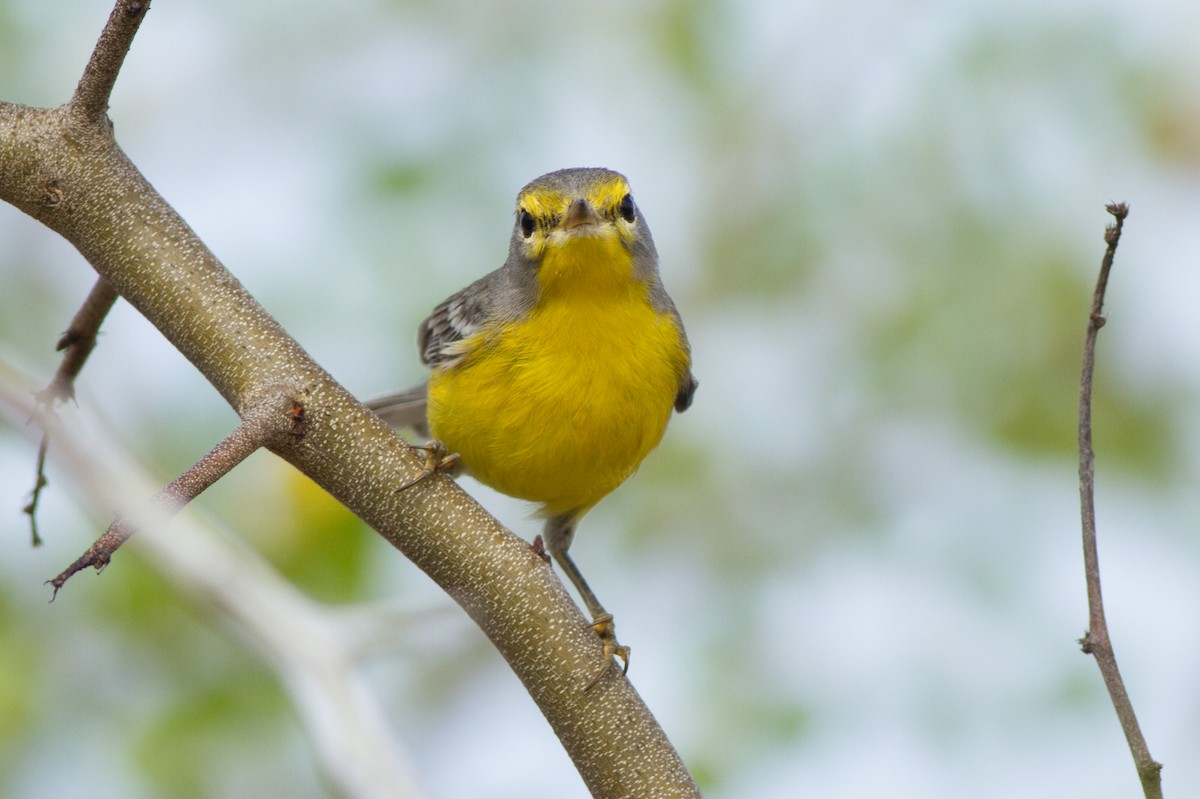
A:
[365, 383, 429, 437]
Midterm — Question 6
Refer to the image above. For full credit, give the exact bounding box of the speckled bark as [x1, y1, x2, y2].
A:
[0, 2, 701, 796]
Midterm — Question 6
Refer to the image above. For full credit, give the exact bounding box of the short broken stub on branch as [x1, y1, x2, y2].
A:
[47, 390, 308, 598]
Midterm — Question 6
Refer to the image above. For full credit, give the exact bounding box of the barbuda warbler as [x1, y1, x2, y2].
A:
[369, 167, 697, 687]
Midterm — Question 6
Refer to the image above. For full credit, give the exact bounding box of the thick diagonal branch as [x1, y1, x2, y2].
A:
[1077, 202, 1162, 799]
[49, 389, 302, 597]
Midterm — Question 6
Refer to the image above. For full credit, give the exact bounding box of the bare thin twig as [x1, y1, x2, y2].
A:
[21, 436, 50, 546]
[24, 279, 120, 543]
[69, 0, 150, 125]
[48, 390, 301, 597]
[1077, 202, 1163, 799]
[38, 277, 120, 406]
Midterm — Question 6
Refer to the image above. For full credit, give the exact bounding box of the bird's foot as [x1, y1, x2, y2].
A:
[394, 440, 460, 492]
[585, 612, 630, 691]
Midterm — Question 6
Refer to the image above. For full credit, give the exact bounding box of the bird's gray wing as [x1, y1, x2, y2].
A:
[418, 271, 503, 368]
[368, 270, 513, 434]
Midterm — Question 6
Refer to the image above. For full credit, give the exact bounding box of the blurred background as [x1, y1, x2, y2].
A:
[3, 0, 1200, 796]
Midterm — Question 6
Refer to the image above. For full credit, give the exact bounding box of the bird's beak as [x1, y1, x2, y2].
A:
[562, 198, 600, 230]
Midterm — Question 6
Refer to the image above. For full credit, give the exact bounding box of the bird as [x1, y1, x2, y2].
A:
[368, 167, 696, 687]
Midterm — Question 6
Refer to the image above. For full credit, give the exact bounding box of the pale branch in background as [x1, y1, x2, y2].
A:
[1076, 202, 1163, 799]
[0, 360, 430, 799]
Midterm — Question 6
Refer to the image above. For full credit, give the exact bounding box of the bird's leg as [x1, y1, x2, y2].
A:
[544, 516, 630, 689]
[394, 440, 460, 492]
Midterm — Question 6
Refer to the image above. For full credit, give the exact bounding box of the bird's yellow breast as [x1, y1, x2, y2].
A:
[426, 238, 689, 517]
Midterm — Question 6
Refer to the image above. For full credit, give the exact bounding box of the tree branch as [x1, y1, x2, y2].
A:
[39, 277, 121, 406]
[69, 0, 150, 126]
[48, 388, 302, 597]
[1077, 202, 1163, 798]
[22, 434, 50, 547]
[0, 2, 699, 795]
[24, 278, 120, 544]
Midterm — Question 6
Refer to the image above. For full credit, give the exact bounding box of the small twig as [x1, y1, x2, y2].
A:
[21, 436, 50, 547]
[69, 0, 151, 127]
[1077, 202, 1163, 799]
[37, 278, 120, 406]
[49, 390, 302, 597]
[24, 279, 120, 546]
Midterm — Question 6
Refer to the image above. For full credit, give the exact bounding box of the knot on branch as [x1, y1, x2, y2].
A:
[240, 386, 311, 449]
[39, 178, 63, 208]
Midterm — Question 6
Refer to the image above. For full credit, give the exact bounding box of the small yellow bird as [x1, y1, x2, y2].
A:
[369, 167, 696, 686]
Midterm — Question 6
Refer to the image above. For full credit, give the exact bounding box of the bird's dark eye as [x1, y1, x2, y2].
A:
[518, 209, 536, 238]
[618, 193, 636, 223]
